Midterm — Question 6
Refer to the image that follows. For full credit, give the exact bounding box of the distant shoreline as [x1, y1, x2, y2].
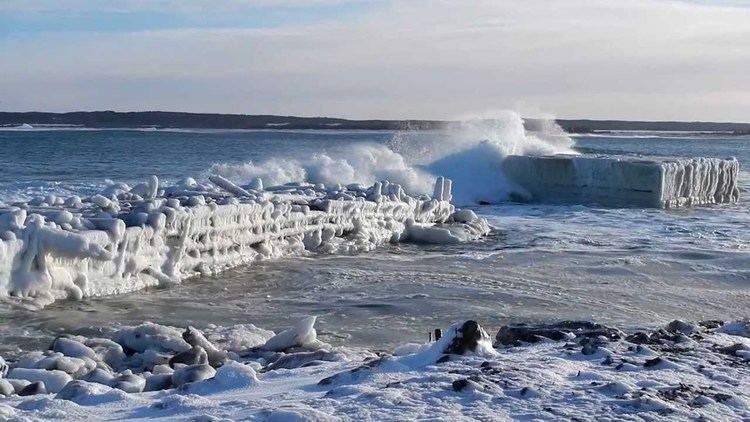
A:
[1, 111, 750, 135]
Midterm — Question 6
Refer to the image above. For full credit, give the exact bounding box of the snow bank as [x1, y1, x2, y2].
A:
[502, 155, 740, 208]
[0, 175, 489, 305]
[1, 318, 750, 420]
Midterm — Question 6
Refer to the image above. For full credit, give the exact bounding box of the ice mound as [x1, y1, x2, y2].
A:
[3, 318, 750, 420]
[0, 174, 489, 305]
[502, 155, 740, 208]
[262, 316, 319, 352]
[0, 318, 338, 400]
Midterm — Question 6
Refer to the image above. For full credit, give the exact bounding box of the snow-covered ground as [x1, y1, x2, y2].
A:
[1, 318, 749, 420]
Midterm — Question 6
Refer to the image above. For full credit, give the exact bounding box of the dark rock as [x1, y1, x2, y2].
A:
[171, 364, 215, 387]
[144, 374, 173, 392]
[698, 320, 724, 330]
[581, 344, 599, 355]
[652, 329, 685, 343]
[714, 393, 732, 402]
[317, 357, 386, 386]
[121, 344, 138, 357]
[479, 361, 503, 375]
[452, 379, 470, 392]
[666, 320, 698, 335]
[436, 355, 451, 364]
[263, 350, 342, 372]
[520, 386, 538, 397]
[581, 336, 608, 348]
[628, 329, 684, 345]
[716, 343, 746, 356]
[496, 321, 621, 346]
[19, 381, 46, 396]
[444, 321, 490, 355]
[81, 368, 115, 386]
[318, 375, 335, 386]
[56, 380, 102, 401]
[182, 326, 227, 368]
[169, 346, 208, 368]
[434, 329, 443, 341]
[643, 357, 664, 368]
[626, 332, 651, 344]
[452, 377, 485, 393]
[113, 373, 146, 393]
[673, 333, 692, 344]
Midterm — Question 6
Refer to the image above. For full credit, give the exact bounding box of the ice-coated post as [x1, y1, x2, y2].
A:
[433, 176, 445, 201]
[369, 181, 383, 202]
[249, 177, 263, 191]
[373, 181, 382, 197]
[443, 178, 452, 203]
[381, 180, 390, 195]
[209, 174, 252, 197]
[392, 184, 404, 201]
[146, 175, 159, 200]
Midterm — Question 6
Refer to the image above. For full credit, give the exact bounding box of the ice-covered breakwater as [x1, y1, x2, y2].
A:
[0, 175, 489, 305]
[502, 155, 740, 208]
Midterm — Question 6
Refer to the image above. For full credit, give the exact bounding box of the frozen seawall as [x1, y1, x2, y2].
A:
[502, 155, 740, 208]
[0, 176, 489, 305]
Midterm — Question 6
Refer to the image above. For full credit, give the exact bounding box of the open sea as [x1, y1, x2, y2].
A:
[0, 127, 748, 355]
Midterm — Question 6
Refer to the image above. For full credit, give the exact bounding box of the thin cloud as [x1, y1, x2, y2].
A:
[1, 0, 749, 121]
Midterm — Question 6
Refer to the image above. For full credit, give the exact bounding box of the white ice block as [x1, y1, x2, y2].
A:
[502, 155, 740, 208]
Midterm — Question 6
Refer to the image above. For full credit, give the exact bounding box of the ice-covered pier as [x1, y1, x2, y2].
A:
[502, 155, 740, 208]
[0, 176, 489, 304]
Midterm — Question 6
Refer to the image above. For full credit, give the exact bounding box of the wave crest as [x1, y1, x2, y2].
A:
[211, 111, 575, 205]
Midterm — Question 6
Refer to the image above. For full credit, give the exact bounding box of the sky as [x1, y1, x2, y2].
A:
[1, 0, 749, 122]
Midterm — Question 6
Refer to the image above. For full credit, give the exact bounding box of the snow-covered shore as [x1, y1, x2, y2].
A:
[1, 318, 749, 420]
[0, 175, 489, 307]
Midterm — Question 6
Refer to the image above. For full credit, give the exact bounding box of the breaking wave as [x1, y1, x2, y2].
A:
[211, 143, 435, 195]
[211, 111, 575, 205]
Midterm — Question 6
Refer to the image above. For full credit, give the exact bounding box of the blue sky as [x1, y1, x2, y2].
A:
[1, 0, 749, 121]
[0, 1, 383, 35]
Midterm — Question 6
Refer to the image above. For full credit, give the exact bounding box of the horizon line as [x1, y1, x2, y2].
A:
[2, 110, 749, 126]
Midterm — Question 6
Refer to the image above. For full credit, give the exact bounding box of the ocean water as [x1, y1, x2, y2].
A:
[0, 126, 748, 354]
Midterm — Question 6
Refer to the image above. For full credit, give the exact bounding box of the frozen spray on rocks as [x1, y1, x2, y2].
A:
[0, 172, 490, 306]
[1, 316, 750, 420]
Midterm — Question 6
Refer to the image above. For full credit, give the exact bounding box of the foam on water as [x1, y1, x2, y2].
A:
[211, 143, 435, 196]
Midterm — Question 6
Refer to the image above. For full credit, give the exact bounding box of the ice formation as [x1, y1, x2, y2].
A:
[0, 175, 489, 305]
[502, 155, 741, 208]
[1, 318, 750, 420]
